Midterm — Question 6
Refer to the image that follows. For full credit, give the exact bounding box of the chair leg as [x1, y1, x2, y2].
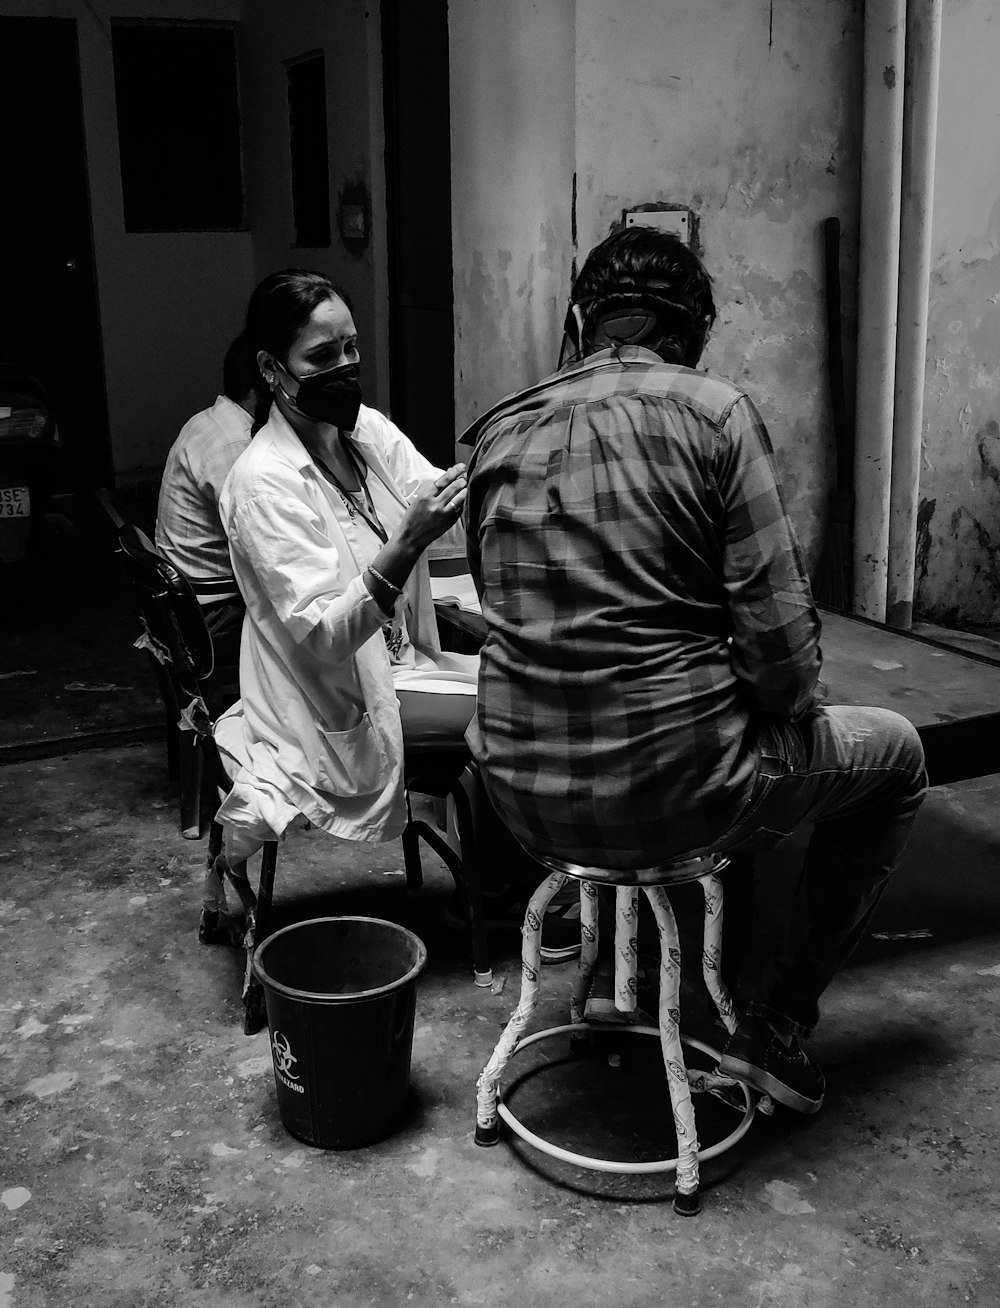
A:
[179, 731, 204, 840]
[644, 885, 701, 1215]
[450, 775, 492, 987]
[475, 872, 567, 1145]
[401, 792, 424, 895]
[243, 841, 277, 1035]
[165, 709, 180, 783]
[198, 821, 243, 946]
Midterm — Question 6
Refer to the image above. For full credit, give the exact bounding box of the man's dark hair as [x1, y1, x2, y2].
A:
[222, 332, 261, 409]
[569, 226, 716, 367]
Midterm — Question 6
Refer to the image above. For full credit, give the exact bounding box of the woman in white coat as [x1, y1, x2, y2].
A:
[213, 269, 477, 862]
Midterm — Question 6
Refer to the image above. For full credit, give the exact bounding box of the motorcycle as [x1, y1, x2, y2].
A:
[0, 363, 61, 568]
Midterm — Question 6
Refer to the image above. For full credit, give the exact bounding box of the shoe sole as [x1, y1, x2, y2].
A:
[540, 945, 583, 964]
[718, 1052, 824, 1115]
[445, 912, 582, 963]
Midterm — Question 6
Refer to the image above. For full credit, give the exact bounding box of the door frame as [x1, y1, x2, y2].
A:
[0, 16, 113, 490]
[378, 0, 455, 464]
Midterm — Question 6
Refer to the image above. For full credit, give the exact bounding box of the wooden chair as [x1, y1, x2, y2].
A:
[98, 489, 492, 1031]
[96, 487, 237, 838]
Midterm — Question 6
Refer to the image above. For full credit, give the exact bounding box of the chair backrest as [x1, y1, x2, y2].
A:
[96, 484, 214, 692]
[115, 521, 215, 694]
[95, 485, 130, 531]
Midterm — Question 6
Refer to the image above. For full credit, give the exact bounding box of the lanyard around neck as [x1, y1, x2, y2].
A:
[313, 442, 389, 545]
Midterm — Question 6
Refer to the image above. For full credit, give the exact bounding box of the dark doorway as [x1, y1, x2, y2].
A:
[0, 18, 111, 491]
[381, 0, 454, 468]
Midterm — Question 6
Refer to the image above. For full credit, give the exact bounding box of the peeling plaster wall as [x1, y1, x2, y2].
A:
[450, 1, 1000, 619]
[574, 0, 863, 566]
[915, 0, 1000, 625]
[451, 0, 861, 556]
[238, 0, 389, 413]
[449, 0, 576, 437]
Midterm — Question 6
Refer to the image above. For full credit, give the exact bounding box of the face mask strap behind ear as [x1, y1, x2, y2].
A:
[557, 302, 587, 370]
[268, 357, 306, 418]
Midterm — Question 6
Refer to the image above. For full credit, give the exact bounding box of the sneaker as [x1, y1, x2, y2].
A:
[539, 895, 582, 964]
[718, 1017, 825, 1114]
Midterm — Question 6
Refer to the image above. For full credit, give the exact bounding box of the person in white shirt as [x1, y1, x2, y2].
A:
[155, 335, 257, 665]
[213, 269, 477, 863]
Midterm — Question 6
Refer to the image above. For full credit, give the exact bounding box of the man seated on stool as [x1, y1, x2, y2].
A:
[461, 225, 927, 1115]
[155, 333, 258, 668]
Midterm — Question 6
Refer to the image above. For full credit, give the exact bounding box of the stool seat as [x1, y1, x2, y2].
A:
[474, 854, 757, 1214]
[529, 849, 725, 887]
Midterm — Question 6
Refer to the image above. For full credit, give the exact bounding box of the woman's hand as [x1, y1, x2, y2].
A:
[364, 464, 468, 609]
[397, 464, 468, 552]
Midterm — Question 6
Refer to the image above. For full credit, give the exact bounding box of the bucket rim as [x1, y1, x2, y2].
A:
[251, 915, 428, 1004]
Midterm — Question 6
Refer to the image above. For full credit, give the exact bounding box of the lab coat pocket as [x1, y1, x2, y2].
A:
[316, 712, 388, 797]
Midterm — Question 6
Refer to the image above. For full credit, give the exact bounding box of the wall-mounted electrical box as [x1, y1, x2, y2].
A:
[625, 208, 691, 245]
[339, 204, 367, 241]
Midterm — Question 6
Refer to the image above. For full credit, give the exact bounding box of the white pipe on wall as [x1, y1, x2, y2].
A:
[887, 0, 943, 630]
[853, 0, 907, 620]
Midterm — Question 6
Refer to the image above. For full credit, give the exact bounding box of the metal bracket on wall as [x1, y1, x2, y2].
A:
[624, 208, 692, 245]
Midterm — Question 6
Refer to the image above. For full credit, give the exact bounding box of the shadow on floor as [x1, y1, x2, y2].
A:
[1, 741, 997, 1305]
[0, 490, 164, 759]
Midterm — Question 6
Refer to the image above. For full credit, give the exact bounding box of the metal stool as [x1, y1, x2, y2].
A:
[474, 852, 757, 1215]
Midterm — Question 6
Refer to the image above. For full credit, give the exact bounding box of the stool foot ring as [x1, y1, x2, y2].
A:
[475, 1122, 501, 1147]
[494, 1024, 755, 1184]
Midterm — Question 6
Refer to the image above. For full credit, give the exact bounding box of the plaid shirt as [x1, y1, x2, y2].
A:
[463, 346, 821, 869]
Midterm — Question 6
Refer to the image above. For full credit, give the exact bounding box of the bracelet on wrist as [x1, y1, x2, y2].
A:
[367, 565, 402, 597]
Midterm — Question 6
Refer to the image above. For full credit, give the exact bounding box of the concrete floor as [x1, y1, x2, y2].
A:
[2, 502, 1000, 1305]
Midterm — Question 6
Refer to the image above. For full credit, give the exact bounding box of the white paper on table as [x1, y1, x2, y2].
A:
[430, 573, 481, 615]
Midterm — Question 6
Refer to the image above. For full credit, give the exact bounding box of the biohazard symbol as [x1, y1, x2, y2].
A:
[271, 1030, 299, 1080]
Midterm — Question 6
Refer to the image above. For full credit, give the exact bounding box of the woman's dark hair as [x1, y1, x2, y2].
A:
[244, 269, 354, 430]
[568, 227, 716, 367]
[222, 332, 259, 407]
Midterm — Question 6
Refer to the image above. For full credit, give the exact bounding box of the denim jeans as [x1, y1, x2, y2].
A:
[715, 705, 927, 1040]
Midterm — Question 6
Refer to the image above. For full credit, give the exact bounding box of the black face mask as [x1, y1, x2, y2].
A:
[277, 359, 363, 431]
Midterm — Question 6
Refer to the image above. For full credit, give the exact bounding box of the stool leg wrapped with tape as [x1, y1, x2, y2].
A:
[474, 866, 756, 1215]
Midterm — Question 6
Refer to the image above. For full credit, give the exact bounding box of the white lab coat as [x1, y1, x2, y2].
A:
[214, 405, 470, 860]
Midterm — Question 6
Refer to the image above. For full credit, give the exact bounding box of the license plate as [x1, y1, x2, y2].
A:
[0, 486, 29, 517]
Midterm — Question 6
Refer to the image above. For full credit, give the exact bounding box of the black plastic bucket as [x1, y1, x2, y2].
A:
[252, 916, 428, 1149]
